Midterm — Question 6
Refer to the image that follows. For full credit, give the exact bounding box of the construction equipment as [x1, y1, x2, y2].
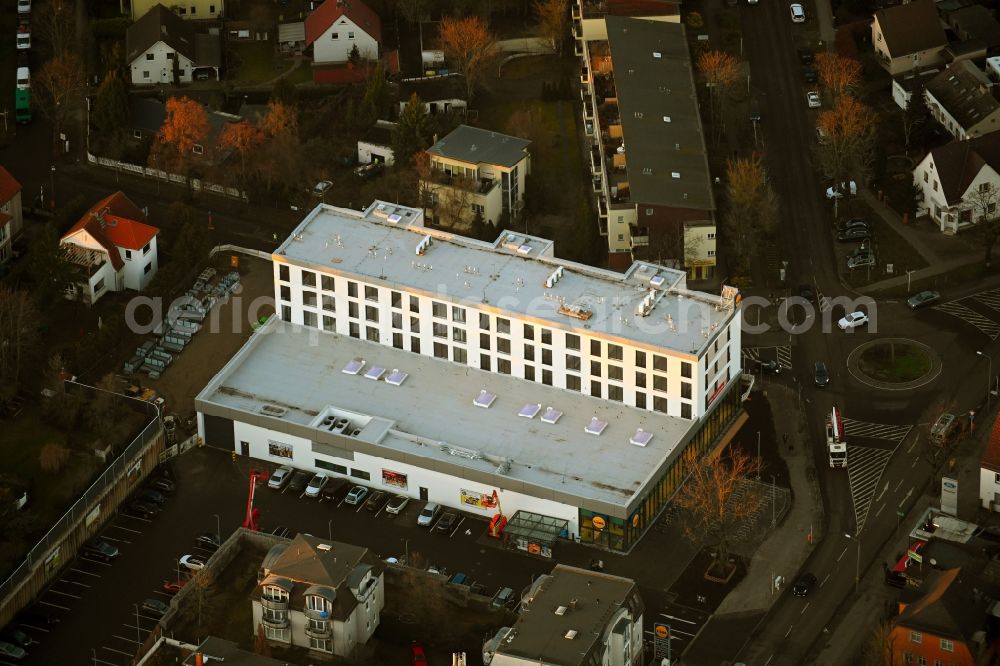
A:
[827, 407, 847, 469]
[241, 469, 270, 531]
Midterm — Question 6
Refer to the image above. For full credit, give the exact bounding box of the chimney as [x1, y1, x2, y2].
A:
[432, 133, 438, 145]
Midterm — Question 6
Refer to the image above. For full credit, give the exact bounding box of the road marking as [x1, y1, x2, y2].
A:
[875, 503, 886, 517]
[80, 557, 112, 566]
[111, 635, 141, 646]
[101, 535, 132, 544]
[820, 574, 830, 587]
[451, 516, 466, 538]
[92, 657, 120, 665]
[847, 446, 894, 532]
[912, 459, 919, 468]
[71, 567, 102, 578]
[659, 613, 699, 626]
[842, 419, 912, 445]
[110, 524, 143, 534]
[102, 645, 136, 656]
[801, 602, 810, 615]
[838, 546, 848, 562]
[38, 600, 70, 610]
[59, 579, 91, 588]
[934, 301, 1000, 340]
[765, 655, 774, 666]
[899, 488, 913, 507]
[785, 625, 793, 638]
[875, 482, 888, 502]
[46, 589, 81, 599]
[893, 479, 904, 492]
[907, 434, 920, 454]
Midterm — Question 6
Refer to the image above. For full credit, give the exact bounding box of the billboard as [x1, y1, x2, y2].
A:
[460, 489, 498, 509]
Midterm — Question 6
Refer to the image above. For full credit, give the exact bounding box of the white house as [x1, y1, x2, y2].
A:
[304, 0, 381, 65]
[0, 166, 23, 265]
[924, 60, 1000, 140]
[398, 76, 467, 116]
[356, 119, 395, 166]
[252, 534, 384, 657]
[126, 3, 221, 85]
[914, 130, 1000, 234]
[60, 192, 159, 304]
[981, 417, 1000, 510]
[871, 0, 948, 76]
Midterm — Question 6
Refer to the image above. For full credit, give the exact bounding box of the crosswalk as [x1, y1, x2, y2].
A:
[973, 288, 1000, 311]
[742, 345, 793, 369]
[842, 419, 912, 446]
[846, 446, 893, 533]
[933, 301, 1000, 341]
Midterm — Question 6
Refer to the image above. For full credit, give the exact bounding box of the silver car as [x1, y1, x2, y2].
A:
[417, 502, 441, 527]
[907, 290, 940, 309]
[268, 465, 294, 490]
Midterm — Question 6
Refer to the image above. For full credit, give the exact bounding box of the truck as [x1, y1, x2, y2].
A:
[827, 406, 847, 468]
[930, 412, 966, 448]
[15, 88, 30, 124]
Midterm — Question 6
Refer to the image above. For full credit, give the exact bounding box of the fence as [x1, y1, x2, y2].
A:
[0, 412, 163, 621]
[85, 152, 247, 201]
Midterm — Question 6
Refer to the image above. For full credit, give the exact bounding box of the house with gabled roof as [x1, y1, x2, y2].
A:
[0, 166, 23, 266]
[126, 4, 221, 85]
[924, 60, 1000, 140]
[305, 0, 381, 65]
[251, 534, 384, 658]
[872, 0, 948, 76]
[59, 192, 159, 304]
[131, 0, 223, 21]
[914, 130, 1000, 233]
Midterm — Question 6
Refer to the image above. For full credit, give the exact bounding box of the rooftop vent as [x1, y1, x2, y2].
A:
[585, 417, 608, 436]
[650, 275, 666, 288]
[342, 358, 366, 375]
[653, 51, 661, 58]
[416, 235, 432, 256]
[663, 116, 672, 123]
[558, 303, 593, 320]
[671, 172, 681, 179]
[630, 428, 654, 447]
[260, 404, 287, 417]
[544, 266, 565, 289]
[473, 389, 497, 409]
[564, 630, 578, 640]
[554, 606, 568, 616]
[517, 245, 533, 255]
[387, 213, 403, 224]
[386, 369, 408, 386]
[317, 543, 332, 551]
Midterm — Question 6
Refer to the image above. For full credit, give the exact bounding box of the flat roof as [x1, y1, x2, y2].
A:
[499, 565, 642, 664]
[605, 17, 714, 211]
[196, 319, 696, 509]
[426, 124, 530, 168]
[275, 202, 735, 356]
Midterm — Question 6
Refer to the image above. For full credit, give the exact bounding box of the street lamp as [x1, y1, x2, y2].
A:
[133, 603, 141, 644]
[978, 350, 992, 411]
[844, 532, 860, 593]
[328, 519, 333, 542]
[213, 513, 220, 541]
[49, 165, 56, 210]
[771, 475, 776, 528]
[906, 269, 916, 294]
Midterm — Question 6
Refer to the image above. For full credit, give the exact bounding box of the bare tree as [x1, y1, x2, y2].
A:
[34, 0, 76, 53]
[675, 447, 763, 578]
[725, 155, 778, 275]
[965, 182, 1000, 267]
[696, 50, 740, 145]
[0, 286, 41, 403]
[33, 51, 86, 149]
[439, 16, 498, 100]
[901, 88, 930, 154]
[815, 52, 862, 99]
[39, 443, 70, 474]
[534, 0, 569, 56]
[858, 619, 897, 666]
[816, 95, 878, 186]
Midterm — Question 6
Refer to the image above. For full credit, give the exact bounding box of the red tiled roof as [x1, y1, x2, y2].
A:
[305, 0, 382, 46]
[60, 192, 158, 271]
[0, 166, 22, 204]
[983, 413, 1000, 472]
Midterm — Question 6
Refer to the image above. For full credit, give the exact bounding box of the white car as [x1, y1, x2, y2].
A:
[790, 3, 805, 22]
[304, 472, 328, 498]
[312, 180, 332, 196]
[179, 554, 207, 571]
[16, 67, 29, 90]
[826, 180, 858, 199]
[838, 311, 869, 330]
[17, 0, 30, 14]
[806, 91, 821, 108]
[16, 28, 30, 51]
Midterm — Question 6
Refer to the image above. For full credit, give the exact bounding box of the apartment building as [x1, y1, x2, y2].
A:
[574, 4, 716, 276]
[420, 125, 530, 228]
[0, 166, 23, 265]
[196, 201, 745, 552]
[483, 564, 645, 666]
[252, 534, 384, 657]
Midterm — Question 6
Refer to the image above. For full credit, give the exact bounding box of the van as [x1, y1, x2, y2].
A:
[930, 413, 961, 446]
[491, 587, 514, 608]
[417, 502, 441, 527]
[16, 67, 29, 90]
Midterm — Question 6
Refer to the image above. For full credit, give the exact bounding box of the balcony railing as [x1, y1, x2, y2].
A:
[260, 596, 289, 611]
[261, 613, 289, 629]
[305, 622, 332, 639]
[304, 606, 331, 621]
[631, 235, 649, 248]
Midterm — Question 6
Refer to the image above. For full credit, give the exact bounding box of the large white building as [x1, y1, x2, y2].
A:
[196, 202, 745, 553]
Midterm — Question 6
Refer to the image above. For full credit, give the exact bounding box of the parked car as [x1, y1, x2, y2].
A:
[0, 628, 35, 649]
[792, 572, 817, 596]
[806, 91, 821, 108]
[15, 67, 28, 90]
[179, 554, 207, 572]
[136, 488, 167, 505]
[17, 0, 30, 13]
[814, 362, 830, 387]
[123, 501, 159, 519]
[270, 526, 290, 538]
[796, 48, 814, 64]
[141, 598, 170, 617]
[195, 532, 221, 552]
[907, 290, 940, 309]
[321, 479, 348, 502]
[797, 284, 816, 303]
[411, 642, 428, 665]
[847, 252, 875, 269]
[885, 571, 907, 589]
[826, 180, 858, 199]
[0, 641, 25, 661]
[268, 465, 294, 490]
[789, 3, 805, 22]
[385, 495, 409, 515]
[148, 477, 175, 494]
[354, 162, 383, 180]
[366, 490, 387, 512]
[802, 65, 817, 83]
[304, 472, 329, 498]
[312, 180, 333, 196]
[435, 512, 459, 534]
[837, 226, 869, 242]
[491, 587, 515, 609]
[344, 485, 369, 505]
[81, 538, 119, 562]
[417, 502, 441, 527]
[847, 244, 871, 260]
[837, 218, 868, 233]
[288, 470, 311, 493]
[838, 311, 869, 330]
[758, 360, 781, 375]
[163, 579, 187, 594]
[15, 25, 30, 51]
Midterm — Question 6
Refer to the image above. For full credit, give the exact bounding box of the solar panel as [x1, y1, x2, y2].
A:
[630, 428, 653, 447]
[518, 403, 541, 419]
[364, 366, 385, 381]
[541, 407, 562, 424]
[386, 369, 408, 386]
[342, 358, 366, 375]
[473, 389, 496, 409]
[585, 417, 608, 436]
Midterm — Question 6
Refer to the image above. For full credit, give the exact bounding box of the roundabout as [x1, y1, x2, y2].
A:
[845, 337, 942, 391]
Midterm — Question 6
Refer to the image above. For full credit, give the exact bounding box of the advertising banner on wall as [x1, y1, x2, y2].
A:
[268, 440, 293, 459]
[382, 469, 408, 490]
[460, 489, 498, 509]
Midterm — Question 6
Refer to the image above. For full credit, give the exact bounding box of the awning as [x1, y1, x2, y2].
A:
[503, 511, 568, 544]
[278, 21, 305, 44]
[707, 410, 750, 460]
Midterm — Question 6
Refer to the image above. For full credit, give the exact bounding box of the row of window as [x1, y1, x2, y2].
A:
[902, 655, 955, 666]
[315, 458, 370, 481]
[175, 4, 217, 14]
[908, 631, 954, 652]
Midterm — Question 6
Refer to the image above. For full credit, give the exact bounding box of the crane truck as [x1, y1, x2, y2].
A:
[827, 406, 847, 468]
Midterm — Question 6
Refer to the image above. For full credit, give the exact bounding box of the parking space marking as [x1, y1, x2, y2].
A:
[37, 600, 70, 610]
[110, 523, 144, 534]
[58, 579, 91, 589]
[70, 567, 102, 577]
[451, 516, 466, 538]
[79, 556, 113, 566]
[92, 657, 120, 665]
[847, 446, 893, 533]
[46, 588, 81, 599]
[110, 636, 141, 646]
[933, 301, 1000, 340]
[842, 419, 912, 446]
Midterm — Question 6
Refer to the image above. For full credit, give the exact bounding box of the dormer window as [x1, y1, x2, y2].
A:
[263, 585, 289, 602]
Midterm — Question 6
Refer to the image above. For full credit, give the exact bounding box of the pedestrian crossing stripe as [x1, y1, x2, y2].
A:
[841, 419, 912, 445]
[847, 446, 893, 533]
[933, 302, 1000, 341]
[742, 345, 792, 369]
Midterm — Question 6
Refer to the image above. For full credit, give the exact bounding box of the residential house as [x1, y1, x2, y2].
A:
[126, 4, 221, 85]
[980, 413, 1000, 510]
[59, 192, 159, 304]
[914, 130, 1000, 233]
[891, 67, 941, 111]
[924, 60, 1000, 140]
[278, 21, 306, 55]
[945, 4, 1000, 57]
[305, 0, 381, 65]
[398, 76, 467, 116]
[577, 16, 716, 275]
[420, 125, 530, 227]
[356, 119, 395, 166]
[483, 564, 645, 666]
[128, 97, 242, 166]
[890, 568, 989, 666]
[871, 0, 948, 76]
[252, 534, 384, 658]
[0, 166, 23, 265]
[131, 0, 224, 21]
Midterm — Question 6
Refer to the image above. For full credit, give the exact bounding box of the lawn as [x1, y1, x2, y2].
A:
[227, 42, 288, 86]
[858, 342, 932, 383]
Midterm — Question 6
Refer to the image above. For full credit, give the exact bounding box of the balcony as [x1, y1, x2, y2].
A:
[590, 147, 602, 175]
[573, 0, 581, 20]
[305, 622, 332, 639]
[583, 100, 594, 120]
[631, 235, 649, 248]
[261, 613, 289, 629]
[260, 596, 289, 611]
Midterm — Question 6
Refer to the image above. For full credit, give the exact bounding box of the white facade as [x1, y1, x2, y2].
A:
[357, 139, 394, 166]
[130, 41, 194, 85]
[981, 467, 1000, 510]
[914, 151, 1000, 234]
[61, 227, 158, 303]
[122, 236, 159, 291]
[312, 15, 378, 64]
[0, 189, 22, 265]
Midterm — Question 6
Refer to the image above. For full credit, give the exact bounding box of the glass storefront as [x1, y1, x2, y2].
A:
[579, 380, 743, 552]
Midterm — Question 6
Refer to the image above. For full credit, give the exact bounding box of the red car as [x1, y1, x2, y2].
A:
[163, 579, 187, 594]
[410, 642, 427, 665]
